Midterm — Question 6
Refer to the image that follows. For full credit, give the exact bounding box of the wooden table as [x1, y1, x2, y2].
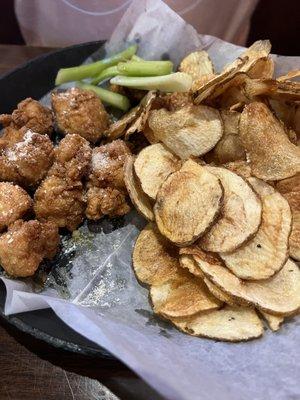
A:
[0, 45, 162, 400]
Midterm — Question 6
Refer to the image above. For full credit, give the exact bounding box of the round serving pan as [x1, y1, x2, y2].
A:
[0, 41, 113, 358]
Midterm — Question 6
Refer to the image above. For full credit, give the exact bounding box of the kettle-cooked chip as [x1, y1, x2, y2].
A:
[205, 110, 245, 164]
[240, 102, 300, 180]
[148, 105, 223, 160]
[277, 70, 300, 82]
[104, 91, 156, 141]
[260, 311, 284, 332]
[203, 278, 244, 307]
[199, 166, 262, 253]
[179, 247, 205, 279]
[220, 178, 292, 280]
[171, 306, 264, 342]
[125, 91, 157, 139]
[179, 50, 214, 81]
[104, 105, 140, 141]
[277, 174, 300, 260]
[247, 57, 274, 79]
[154, 160, 223, 246]
[184, 247, 247, 306]
[134, 143, 181, 200]
[179, 254, 204, 279]
[150, 272, 221, 319]
[193, 40, 271, 104]
[132, 223, 181, 285]
[124, 155, 154, 221]
[195, 257, 300, 316]
[223, 160, 252, 178]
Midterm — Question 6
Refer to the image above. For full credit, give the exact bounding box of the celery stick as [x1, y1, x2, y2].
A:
[91, 66, 119, 85]
[110, 72, 192, 92]
[131, 55, 144, 62]
[77, 83, 130, 111]
[55, 44, 137, 85]
[117, 60, 173, 76]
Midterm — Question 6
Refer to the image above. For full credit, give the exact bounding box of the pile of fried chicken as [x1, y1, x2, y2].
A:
[0, 88, 132, 278]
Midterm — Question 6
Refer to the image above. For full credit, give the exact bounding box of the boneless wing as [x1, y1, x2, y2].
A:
[86, 140, 131, 220]
[0, 98, 53, 139]
[51, 88, 110, 143]
[0, 219, 59, 277]
[34, 176, 85, 231]
[0, 130, 54, 187]
[0, 182, 32, 231]
[49, 133, 92, 181]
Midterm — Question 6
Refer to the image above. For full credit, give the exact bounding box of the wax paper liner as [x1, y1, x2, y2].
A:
[1, 1, 300, 399]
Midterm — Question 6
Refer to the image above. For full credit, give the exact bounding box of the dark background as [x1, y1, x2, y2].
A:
[0, 0, 299, 55]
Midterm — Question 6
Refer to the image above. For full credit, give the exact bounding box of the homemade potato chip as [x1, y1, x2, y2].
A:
[199, 166, 262, 253]
[179, 246, 205, 279]
[192, 59, 247, 104]
[134, 143, 181, 200]
[104, 91, 156, 141]
[150, 272, 221, 318]
[161, 92, 193, 111]
[179, 50, 214, 81]
[203, 278, 241, 306]
[193, 40, 271, 104]
[277, 174, 300, 260]
[125, 91, 157, 139]
[195, 257, 300, 316]
[179, 254, 204, 279]
[277, 70, 300, 82]
[223, 160, 252, 178]
[104, 105, 140, 141]
[205, 110, 245, 164]
[220, 178, 292, 280]
[186, 247, 248, 307]
[240, 102, 300, 180]
[269, 99, 296, 130]
[171, 306, 264, 342]
[260, 311, 284, 332]
[154, 160, 223, 246]
[148, 104, 223, 159]
[132, 223, 181, 285]
[123, 155, 154, 221]
[247, 57, 274, 79]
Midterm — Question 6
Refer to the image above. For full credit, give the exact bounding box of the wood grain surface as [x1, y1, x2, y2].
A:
[0, 45, 163, 400]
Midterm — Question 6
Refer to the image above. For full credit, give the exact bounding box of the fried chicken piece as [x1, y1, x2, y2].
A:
[89, 140, 131, 189]
[86, 140, 131, 220]
[34, 134, 91, 231]
[0, 183, 32, 231]
[34, 176, 85, 231]
[49, 134, 92, 181]
[0, 126, 27, 148]
[51, 88, 110, 143]
[0, 219, 59, 277]
[86, 187, 130, 220]
[0, 98, 53, 137]
[0, 130, 54, 187]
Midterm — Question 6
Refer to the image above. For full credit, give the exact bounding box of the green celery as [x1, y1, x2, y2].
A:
[55, 44, 137, 85]
[77, 83, 130, 111]
[117, 60, 173, 77]
[110, 72, 192, 92]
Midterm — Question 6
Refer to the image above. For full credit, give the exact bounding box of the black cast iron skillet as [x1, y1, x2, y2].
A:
[0, 41, 112, 358]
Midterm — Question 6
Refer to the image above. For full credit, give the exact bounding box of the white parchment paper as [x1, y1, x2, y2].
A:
[2, 1, 300, 399]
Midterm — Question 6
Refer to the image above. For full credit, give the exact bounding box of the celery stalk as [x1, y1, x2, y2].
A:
[110, 72, 192, 92]
[91, 66, 119, 85]
[117, 60, 173, 76]
[77, 83, 130, 111]
[55, 44, 137, 85]
[131, 55, 144, 62]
